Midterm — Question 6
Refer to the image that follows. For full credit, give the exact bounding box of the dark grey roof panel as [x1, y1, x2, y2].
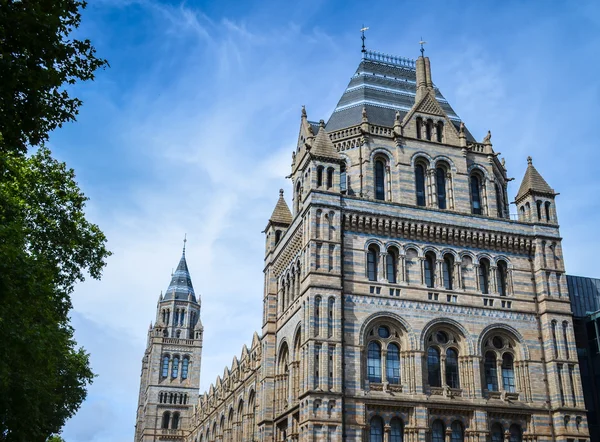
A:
[163, 253, 197, 303]
[567, 275, 600, 317]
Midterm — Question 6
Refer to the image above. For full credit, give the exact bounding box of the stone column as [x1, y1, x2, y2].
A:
[384, 424, 391, 442]
[378, 253, 385, 282]
[399, 255, 406, 283]
[447, 173, 454, 209]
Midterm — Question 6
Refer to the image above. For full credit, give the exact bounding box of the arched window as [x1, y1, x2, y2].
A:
[340, 162, 347, 193]
[443, 254, 454, 290]
[295, 181, 302, 213]
[436, 167, 447, 209]
[173, 310, 179, 326]
[161, 411, 170, 429]
[525, 202, 531, 221]
[172, 412, 180, 429]
[162, 355, 169, 378]
[328, 298, 334, 338]
[415, 164, 426, 206]
[502, 353, 515, 392]
[369, 416, 384, 442]
[451, 421, 464, 442]
[552, 320, 559, 358]
[495, 183, 503, 218]
[509, 424, 523, 442]
[562, 321, 570, 359]
[536, 200, 542, 220]
[425, 119, 433, 140]
[367, 342, 382, 383]
[479, 258, 490, 294]
[367, 245, 379, 281]
[317, 166, 323, 187]
[484, 351, 498, 391]
[427, 347, 441, 387]
[390, 417, 403, 442]
[470, 174, 482, 215]
[386, 249, 397, 284]
[491, 423, 503, 442]
[182, 358, 189, 380]
[176, 330, 181, 338]
[416, 117, 423, 139]
[326, 167, 334, 189]
[314, 296, 321, 337]
[424, 252, 436, 288]
[436, 121, 444, 142]
[275, 230, 282, 244]
[163, 328, 168, 337]
[497, 260, 508, 296]
[545, 201, 551, 222]
[431, 420, 445, 442]
[374, 159, 385, 200]
[446, 348, 460, 388]
[171, 356, 179, 378]
[386, 343, 400, 384]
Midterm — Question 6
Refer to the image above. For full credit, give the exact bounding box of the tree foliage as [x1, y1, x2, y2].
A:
[0, 0, 108, 155]
[0, 147, 110, 441]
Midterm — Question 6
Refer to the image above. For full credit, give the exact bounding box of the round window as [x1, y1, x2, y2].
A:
[493, 337, 504, 349]
[436, 331, 448, 344]
[378, 326, 390, 338]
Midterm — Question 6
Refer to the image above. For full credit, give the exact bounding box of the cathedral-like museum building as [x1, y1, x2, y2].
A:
[134, 48, 590, 442]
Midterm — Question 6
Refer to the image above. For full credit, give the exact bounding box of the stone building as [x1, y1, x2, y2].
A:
[134, 47, 591, 442]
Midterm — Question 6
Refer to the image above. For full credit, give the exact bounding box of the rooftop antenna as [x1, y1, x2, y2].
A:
[361, 25, 369, 53]
[419, 38, 427, 56]
[183, 233, 187, 255]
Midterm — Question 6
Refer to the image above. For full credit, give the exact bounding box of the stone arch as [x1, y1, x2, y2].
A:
[478, 323, 530, 360]
[475, 253, 494, 265]
[467, 163, 491, 181]
[420, 318, 474, 354]
[358, 311, 416, 350]
[493, 255, 513, 268]
[422, 245, 440, 259]
[370, 147, 394, 163]
[410, 151, 434, 167]
[432, 154, 458, 172]
[364, 238, 385, 251]
[402, 243, 423, 257]
[439, 248, 459, 260]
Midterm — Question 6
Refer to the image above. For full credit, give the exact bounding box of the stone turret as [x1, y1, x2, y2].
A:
[515, 156, 558, 224]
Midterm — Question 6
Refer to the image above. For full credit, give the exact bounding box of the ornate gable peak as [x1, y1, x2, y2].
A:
[416, 92, 445, 116]
[241, 344, 250, 359]
[251, 331, 261, 349]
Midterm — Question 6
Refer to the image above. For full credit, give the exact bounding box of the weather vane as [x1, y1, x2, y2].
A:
[419, 37, 427, 56]
[183, 233, 187, 254]
[361, 25, 369, 53]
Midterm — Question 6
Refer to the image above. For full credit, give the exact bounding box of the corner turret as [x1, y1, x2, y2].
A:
[515, 156, 558, 224]
[264, 189, 292, 255]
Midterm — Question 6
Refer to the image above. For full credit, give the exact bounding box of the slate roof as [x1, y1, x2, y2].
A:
[163, 252, 197, 302]
[326, 50, 474, 141]
[269, 190, 292, 226]
[311, 123, 340, 160]
[515, 157, 556, 201]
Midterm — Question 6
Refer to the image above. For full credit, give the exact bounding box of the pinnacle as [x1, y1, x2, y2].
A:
[515, 156, 556, 202]
[269, 189, 292, 226]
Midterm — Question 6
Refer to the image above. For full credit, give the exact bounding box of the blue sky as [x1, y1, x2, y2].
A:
[52, 1, 600, 440]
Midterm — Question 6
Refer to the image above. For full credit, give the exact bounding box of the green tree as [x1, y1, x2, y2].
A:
[47, 436, 66, 442]
[0, 0, 108, 156]
[0, 147, 110, 441]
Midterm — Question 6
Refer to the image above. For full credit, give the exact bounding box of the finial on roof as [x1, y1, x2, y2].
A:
[182, 233, 187, 255]
[361, 25, 369, 53]
[279, 188, 284, 197]
[301, 105, 307, 118]
[527, 156, 533, 165]
[419, 38, 427, 57]
[319, 119, 325, 128]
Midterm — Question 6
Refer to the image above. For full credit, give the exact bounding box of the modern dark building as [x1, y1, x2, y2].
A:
[567, 275, 600, 441]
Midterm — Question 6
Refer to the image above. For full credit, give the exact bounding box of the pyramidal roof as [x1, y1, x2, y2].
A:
[326, 50, 473, 140]
[516, 157, 556, 202]
[163, 249, 197, 302]
[310, 121, 340, 160]
[269, 189, 292, 226]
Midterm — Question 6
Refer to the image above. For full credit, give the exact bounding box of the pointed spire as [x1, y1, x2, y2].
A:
[515, 156, 556, 202]
[163, 248, 196, 302]
[268, 189, 293, 226]
[311, 122, 340, 160]
[158, 291, 163, 302]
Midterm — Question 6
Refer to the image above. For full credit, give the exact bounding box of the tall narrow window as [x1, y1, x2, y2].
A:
[563, 322, 570, 359]
[545, 201, 551, 222]
[369, 416, 384, 442]
[174, 310, 179, 326]
[326, 167, 334, 189]
[328, 345, 334, 390]
[432, 420, 444, 442]
[509, 425, 522, 442]
[162, 411, 170, 429]
[374, 159, 385, 200]
[502, 353, 515, 392]
[558, 364, 565, 404]
[497, 261, 508, 296]
[536, 200, 543, 220]
[162, 355, 170, 378]
[275, 230, 282, 244]
[443, 255, 454, 290]
[367, 342, 382, 383]
[386, 250, 397, 284]
[495, 184, 503, 218]
[424, 253, 436, 288]
[436, 167, 447, 209]
[171, 356, 179, 378]
[451, 421, 464, 442]
[552, 320, 559, 358]
[317, 166, 323, 187]
[484, 352, 498, 391]
[479, 258, 490, 294]
[367, 246, 378, 281]
[427, 347, 441, 387]
[425, 119, 432, 140]
[386, 343, 400, 384]
[415, 164, 426, 206]
[328, 298, 334, 338]
[340, 163, 347, 193]
[525, 202, 531, 221]
[314, 344, 321, 389]
[491, 423, 503, 442]
[182, 358, 189, 380]
[470, 175, 482, 215]
[436, 121, 444, 142]
[314, 296, 321, 337]
[446, 348, 460, 388]
[569, 364, 577, 406]
[172, 412, 180, 429]
[180, 309, 185, 326]
[390, 418, 403, 442]
[416, 118, 423, 139]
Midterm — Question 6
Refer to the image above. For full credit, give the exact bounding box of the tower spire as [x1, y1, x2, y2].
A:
[361, 26, 369, 53]
[419, 38, 427, 57]
[183, 233, 187, 255]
